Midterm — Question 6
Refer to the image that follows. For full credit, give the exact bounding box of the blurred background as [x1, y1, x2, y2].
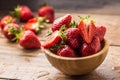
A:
[0, 0, 120, 15]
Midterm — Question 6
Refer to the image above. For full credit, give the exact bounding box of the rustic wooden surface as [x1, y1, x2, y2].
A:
[0, 13, 120, 80]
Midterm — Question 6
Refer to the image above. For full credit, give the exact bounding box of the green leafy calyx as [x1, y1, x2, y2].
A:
[78, 15, 95, 23]
[10, 5, 20, 18]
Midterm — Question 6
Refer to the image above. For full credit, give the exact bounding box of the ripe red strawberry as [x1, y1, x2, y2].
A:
[66, 28, 82, 49]
[0, 15, 16, 30]
[24, 18, 38, 33]
[24, 17, 47, 33]
[78, 20, 96, 44]
[57, 45, 77, 57]
[42, 31, 61, 48]
[38, 6, 54, 23]
[52, 14, 72, 32]
[2, 23, 21, 41]
[12, 5, 34, 22]
[95, 26, 106, 41]
[19, 30, 41, 49]
[80, 36, 101, 56]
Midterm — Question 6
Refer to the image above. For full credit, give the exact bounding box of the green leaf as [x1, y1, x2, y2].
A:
[70, 21, 78, 28]
[85, 15, 90, 19]
[10, 5, 20, 18]
[8, 26, 20, 35]
[37, 17, 49, 23]
[58, 25, 67, 41]
[39, 25, 45, 29]
[11, 26, 24, 42]
[46, 29, 53, 36]
[34, 17, 49, 33]
[40, 2, 49, 7]
[78, 15, 95, 23]
[49, 40, 66, 52]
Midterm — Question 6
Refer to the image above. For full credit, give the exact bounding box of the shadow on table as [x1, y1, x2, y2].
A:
[53, 71, 111, 80]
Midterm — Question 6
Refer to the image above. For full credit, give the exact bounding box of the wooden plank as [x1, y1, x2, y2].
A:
[0, 45, 120, 80]
[0, 13, 120, 80]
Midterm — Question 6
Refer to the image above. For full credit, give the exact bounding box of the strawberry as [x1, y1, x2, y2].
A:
[0, 15, 16, 30]
[2, 23, 21, 41]
[52, 14, 72, 32]
[19, 30, 41, 49]
[66, 28, 82, 49]
[38, 5, 54, 23]
[42, 31, 61, 48]
[78, 20, 96, 44]
[57, 45, 77, 57]
[80, 36, 101, 56]
[12, 5, 34, 22]
[23, 17, 48, 33]
[95, 26, 106, 41]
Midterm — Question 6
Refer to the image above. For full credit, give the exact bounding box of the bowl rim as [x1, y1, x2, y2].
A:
[44, 39, 109, 60]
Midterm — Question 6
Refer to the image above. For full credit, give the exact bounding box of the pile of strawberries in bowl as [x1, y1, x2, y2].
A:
[43, 14, 109, 75]
[42, 14, 106, 57]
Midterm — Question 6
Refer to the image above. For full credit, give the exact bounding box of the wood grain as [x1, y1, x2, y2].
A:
[0, 13, 120, 80]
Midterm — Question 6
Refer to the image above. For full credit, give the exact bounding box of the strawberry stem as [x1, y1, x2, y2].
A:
[58, 25, 67, 41]
[49, 40, 65, 52]
[46, 29, 53, 36]
[40, 3, 49, 7]
[7, 26, 21, 36]
[11, 27, 24, 42]
[37, 17, 49, 23]
[78, 15, 95, 24]
[34, 17, 49, 33]
[10, 5, 20, 18]
[70, 21, 78, 28]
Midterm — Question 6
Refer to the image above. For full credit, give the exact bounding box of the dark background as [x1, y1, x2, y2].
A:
[0, 0, 120, 14]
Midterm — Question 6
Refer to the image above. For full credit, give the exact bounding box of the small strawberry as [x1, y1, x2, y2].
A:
[19, 30, 41, 49]
[0, 15, 16, 30]
[80, 36, 101, 56]
[66, 28, 82, 49]
[11, 5, 34, 22]
[57, 45, 77, 57]
[38, 5, 54, 23]
[78, 17, 96, 44]
[24, 17, 48, 34]
[95, 26, 106, 41]
[52, 14, 72, 32]
[2, 23, 21, 41]
[42, 31, 61, 48]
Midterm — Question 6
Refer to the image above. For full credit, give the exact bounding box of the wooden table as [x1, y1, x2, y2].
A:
[0, 13, 120, 80]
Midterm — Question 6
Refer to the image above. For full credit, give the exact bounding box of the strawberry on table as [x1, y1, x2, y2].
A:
[2, 23, 21, 41]
[11, 5, 34, 22]
[0, 15, 16, 30]
[52, 14, 72, 32]
[19, 30, 41, 49]
[57, 45, 77, 57]
[24, 17, 48, 34]
[38, 5, 54, 23]
[2, 23, 41, 49]
[80, 36, 101, 56]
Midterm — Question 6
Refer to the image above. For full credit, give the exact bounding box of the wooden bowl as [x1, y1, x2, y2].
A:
[44, 39, 109, 75]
